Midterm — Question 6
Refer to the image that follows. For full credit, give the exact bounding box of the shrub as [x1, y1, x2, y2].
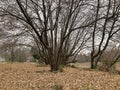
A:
[98, 59, 116, 72]
[52, 84, 63, 90]
[4, 48, 27, 62]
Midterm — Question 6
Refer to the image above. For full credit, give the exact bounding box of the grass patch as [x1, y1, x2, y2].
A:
[83, 83, 92, 90]
[52, 84, 63, 90]
[36, 62, 47, 67]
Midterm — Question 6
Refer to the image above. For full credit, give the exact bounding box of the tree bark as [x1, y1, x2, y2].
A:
[50, 63, 59, 72]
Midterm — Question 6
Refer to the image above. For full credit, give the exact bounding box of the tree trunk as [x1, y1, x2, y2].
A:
[50, 63, 59, 72]
[91, 63, 97, 69]
[91, 58, 97, 69]
[48, 47, 60, 72]
[91, 59, 95, 69]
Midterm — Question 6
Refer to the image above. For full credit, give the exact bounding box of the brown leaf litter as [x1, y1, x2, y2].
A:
[0, 62, 120, 90]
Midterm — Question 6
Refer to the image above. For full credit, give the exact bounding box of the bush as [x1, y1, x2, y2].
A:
[52, 84, 63, 90]
[4, 48, 27, 62]
[98, 59, 116, 72]
[31, 47, 44, 63]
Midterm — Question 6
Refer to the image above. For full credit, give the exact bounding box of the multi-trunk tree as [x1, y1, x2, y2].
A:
[90, 0, 120, 69]
[0, 0, 92, 71]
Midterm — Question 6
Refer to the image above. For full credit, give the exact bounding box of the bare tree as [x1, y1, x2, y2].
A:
[0, 0, 93, 71]
[90, 0, 120, 69]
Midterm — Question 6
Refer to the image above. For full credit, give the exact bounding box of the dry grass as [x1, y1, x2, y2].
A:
[71, 62, 120, 71]
[0, 62, 120, 90]
[116, 62, 120, 71]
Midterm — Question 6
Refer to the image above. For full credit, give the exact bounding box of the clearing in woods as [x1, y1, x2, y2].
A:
[0, 62, 120, 90]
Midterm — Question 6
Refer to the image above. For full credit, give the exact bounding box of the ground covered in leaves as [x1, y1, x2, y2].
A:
[0, 62, 120, 90]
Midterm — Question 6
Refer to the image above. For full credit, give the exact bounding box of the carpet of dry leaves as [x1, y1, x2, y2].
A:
[0, 62, 120, 90]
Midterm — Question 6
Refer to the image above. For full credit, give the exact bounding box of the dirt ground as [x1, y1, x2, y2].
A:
[0, 62, 120, 90]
